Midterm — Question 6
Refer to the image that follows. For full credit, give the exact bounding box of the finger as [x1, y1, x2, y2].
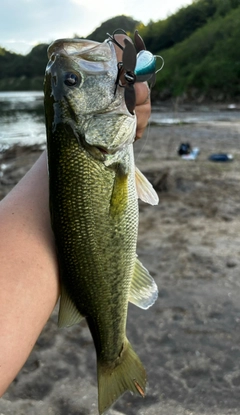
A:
[135, 101, 151, 140]
[135, 82, 151, 106]
[135, 82, 151, 140]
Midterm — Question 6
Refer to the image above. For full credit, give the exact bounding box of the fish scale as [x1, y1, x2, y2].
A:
[44, 36, 158, 414]
[48, 126, 137, 360]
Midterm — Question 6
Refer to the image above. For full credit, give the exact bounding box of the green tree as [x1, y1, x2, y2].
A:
[155, 5, 240, 99]
[86, 15, 140, 42]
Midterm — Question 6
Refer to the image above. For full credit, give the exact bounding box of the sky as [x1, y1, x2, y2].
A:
[0, 0, 193, 55]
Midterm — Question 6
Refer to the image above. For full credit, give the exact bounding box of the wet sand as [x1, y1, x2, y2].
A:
[1, 117, 240, 414]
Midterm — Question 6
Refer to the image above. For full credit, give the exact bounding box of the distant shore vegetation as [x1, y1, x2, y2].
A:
[1, 0, 240, 102]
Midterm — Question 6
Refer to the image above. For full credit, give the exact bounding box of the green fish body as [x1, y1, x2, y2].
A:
[44, 37, 158, 414]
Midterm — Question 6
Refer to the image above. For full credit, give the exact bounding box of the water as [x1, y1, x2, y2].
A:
[1, 92, 240, 148]
[150, 104, 240, 125]
[0, 91, 46, 149]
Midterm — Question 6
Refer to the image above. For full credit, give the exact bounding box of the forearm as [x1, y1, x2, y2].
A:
[0, 150, 59, 395]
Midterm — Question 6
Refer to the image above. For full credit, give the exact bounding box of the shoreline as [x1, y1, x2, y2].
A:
[0, 144, 44, 200]
[1, 120, 240, 414]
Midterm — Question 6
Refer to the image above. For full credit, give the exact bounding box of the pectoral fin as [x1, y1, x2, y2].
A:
[129, 258, 158, 309]
[58, 284, 84, 328]
[135, 166, 159, 205]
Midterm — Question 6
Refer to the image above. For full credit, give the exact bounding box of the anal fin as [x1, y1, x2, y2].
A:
[58, 284, 84, 328]
[129, 257, 158, 309]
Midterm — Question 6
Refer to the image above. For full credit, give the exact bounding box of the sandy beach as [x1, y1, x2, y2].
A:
[1, 115, 240, 414]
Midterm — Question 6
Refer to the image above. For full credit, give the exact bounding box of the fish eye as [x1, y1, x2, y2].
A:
[64, 72, 79, 87]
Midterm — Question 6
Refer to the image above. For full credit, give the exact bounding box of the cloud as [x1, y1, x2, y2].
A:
[1, 0, 87, 42]
[0, 0, 125, 53]
[0, 0, 193, 54]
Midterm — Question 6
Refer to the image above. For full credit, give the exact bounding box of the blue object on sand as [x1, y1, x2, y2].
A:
[208, 154, 233, 162]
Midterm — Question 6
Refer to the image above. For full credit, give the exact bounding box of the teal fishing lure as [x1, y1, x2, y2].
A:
[107, 29, 164, 113]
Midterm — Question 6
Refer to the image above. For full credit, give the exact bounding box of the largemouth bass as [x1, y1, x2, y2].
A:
[44, 35, 158, 414]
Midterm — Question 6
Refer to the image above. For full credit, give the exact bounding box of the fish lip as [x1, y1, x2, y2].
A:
[47, 38, 102, 60]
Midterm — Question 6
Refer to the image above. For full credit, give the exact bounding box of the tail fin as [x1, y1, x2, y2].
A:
[97, 339, 146, 414]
